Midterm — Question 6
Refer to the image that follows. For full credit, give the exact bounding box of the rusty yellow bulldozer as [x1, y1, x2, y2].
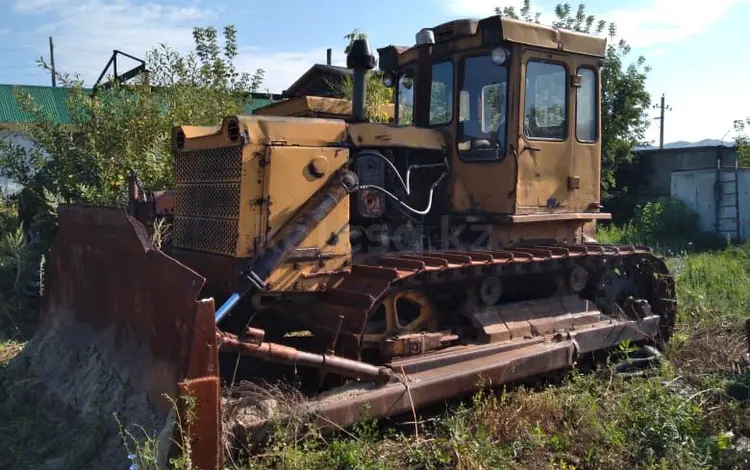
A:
[24, 14, 677, 469]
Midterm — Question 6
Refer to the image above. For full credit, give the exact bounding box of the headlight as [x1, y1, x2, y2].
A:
[491, 47, 509, 66]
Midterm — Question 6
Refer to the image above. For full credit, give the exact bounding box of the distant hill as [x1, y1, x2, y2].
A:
[634, 139, 735, 151]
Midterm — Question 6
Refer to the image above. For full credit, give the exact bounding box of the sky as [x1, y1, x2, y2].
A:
[0, 0, 748, 146]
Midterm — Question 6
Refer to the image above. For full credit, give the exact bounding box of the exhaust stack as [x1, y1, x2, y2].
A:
[346, 38, 375, 122]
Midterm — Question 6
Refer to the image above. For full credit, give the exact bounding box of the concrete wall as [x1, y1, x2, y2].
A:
[0, 130, 35, 194]
[671, 167, 750, 241]
[637, 145, 737, 202]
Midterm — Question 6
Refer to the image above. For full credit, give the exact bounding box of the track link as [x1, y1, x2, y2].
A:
[315, 243, 677, 359]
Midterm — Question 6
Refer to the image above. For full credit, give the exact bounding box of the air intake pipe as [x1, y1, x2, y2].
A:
[346, 38, 375, 122]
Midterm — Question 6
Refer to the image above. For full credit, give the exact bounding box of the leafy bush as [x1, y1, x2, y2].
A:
[0, 194, 54, 341]
[597, 197, 722, 252]
[630, 197, 700, 244]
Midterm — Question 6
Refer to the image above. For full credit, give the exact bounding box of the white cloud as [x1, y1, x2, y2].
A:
[11, 0, 217, 85]
[440, 0, 749, 48]
[10, 0, 338, 93]
[12, 0, 60, 12]
[603, 0, 750, 48]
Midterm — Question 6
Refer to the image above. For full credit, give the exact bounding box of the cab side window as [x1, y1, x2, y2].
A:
[524, 61, 567, 140]
[576, 67, 597, 142]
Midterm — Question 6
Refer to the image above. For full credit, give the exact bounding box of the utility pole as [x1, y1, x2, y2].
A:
[652, 93, 672, 149]
[49, 36, 56, 87]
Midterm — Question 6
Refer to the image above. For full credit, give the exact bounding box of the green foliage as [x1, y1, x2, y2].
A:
[496, 0, 542, 24]
[497, 2, 652, 200]
[734, 117, 750, 167]
[629, 197, 701, 246]
[0, 24, 263, 210]
[236, 367, 742, 470]
[429, 80, 451, 125]
[118, 394, 198, 470]
[0, 197, 42, 339]
[597, 197, 720, 252]
[671, 241, 750, 322]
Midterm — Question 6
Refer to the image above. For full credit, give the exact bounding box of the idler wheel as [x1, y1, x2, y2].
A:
[478, 276, 503, 306]
[569, 266, 589, 293]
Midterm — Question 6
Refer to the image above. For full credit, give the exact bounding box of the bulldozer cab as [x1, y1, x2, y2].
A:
[377, 17, 607, 218]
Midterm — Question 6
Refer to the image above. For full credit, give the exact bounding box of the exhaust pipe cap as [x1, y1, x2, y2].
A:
[346, 38, 375, 71]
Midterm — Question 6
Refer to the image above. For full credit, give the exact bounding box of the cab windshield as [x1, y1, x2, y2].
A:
[394, 61, 454, 126]
[395, 53, 509, 160]
[457, 54, 508, 160]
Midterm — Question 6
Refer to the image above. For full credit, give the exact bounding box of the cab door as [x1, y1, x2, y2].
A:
[516, 48, 573, 213]
[567, 54, 602, 211]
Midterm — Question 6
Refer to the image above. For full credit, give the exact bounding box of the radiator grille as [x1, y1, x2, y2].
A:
[175, 183, 241, 219]
[173, 145, 244, 256]
[172, 217, 239, 256]
[175, 145, 242, 184]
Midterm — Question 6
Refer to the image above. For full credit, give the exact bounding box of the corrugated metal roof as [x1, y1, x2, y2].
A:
[0, 85, 77, 125]
[0, 84, 279, 125]
[245, 98, 274, 114]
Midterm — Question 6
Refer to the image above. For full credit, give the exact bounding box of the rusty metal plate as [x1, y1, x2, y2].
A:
[39, 204, 212, 431]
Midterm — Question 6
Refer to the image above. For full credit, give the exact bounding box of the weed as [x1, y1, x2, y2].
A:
[118, 394, 200, 470]
[0, 339, 22, 364]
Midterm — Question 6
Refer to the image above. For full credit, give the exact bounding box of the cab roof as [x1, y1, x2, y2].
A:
[378, 15, 607, 70]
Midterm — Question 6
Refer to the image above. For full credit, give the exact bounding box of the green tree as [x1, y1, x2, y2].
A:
[734, 117, 750, 166]
[496, 1, 652, 203]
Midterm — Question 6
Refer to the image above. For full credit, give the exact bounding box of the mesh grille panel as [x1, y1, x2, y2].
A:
[175, 183, 241, 219]
[173, 145, 244, 256]
[172, 216, 238, 256]
[175, 145, 242, 184]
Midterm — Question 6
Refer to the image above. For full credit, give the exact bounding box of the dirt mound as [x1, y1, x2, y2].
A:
[2, 321, 175, 470]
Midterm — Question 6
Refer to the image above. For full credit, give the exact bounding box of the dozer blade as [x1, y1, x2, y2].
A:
[15, 204, 222, 469]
